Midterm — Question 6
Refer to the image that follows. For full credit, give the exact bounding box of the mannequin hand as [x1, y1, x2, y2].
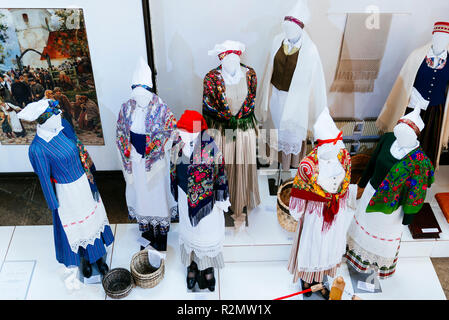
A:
[357, 186, 364, 200]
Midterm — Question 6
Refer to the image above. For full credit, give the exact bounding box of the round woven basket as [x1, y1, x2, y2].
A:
[102, 268, 134, 299]
[276, 178, 298, 233]
[130, 249, 165, 289]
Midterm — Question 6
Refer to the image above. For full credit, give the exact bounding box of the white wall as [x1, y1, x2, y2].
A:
[1, 0, 448, 173]
[0, 0, 148, 172]
[149, 0, 449, 120]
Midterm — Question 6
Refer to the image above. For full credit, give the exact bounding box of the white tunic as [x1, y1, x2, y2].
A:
[293, 179, 357, 273]
[347, 182, 404, 264]
[346, 140, 418, 265]
[126, 105, 171, 228]
[177, 140, 230, 259]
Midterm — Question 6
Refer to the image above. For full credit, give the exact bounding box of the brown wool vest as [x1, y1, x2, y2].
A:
[270, 44, 299, 92]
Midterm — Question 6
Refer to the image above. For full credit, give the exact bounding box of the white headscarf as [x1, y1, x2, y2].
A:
[17, 99, 52, 122]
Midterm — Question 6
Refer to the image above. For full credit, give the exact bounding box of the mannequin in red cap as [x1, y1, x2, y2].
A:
[377, 21, 449, 168]
[170, 110, 230, 292]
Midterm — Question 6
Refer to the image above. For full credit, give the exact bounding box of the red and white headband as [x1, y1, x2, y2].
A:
[218, 50, 242, 61]
[284, 16, 305, 29]
[433, 21, 449, 35]
[397, 118, 421, 136]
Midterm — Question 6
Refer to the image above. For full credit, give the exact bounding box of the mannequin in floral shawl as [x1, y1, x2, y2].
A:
[18, 99, 113, 279]
[287, 107, 357, 300]
[170, 110, 230, 292]
[347, 92, 435, 279]
[116, 57, 177, 251]
[203, 40, 260, 230]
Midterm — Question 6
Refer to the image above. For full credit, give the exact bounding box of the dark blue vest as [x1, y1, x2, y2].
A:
[413, 55, 449, 106]
[130, 131, 146, 158]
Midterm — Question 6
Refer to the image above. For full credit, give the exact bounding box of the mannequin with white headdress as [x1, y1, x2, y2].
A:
[287, 107, 356, 299]
[347, 89, 435, 279]
[116, 57, 177, 251]
[203, 40, 260, 230]
[256, 0, 327, 170]
[18, 99, 113, 279]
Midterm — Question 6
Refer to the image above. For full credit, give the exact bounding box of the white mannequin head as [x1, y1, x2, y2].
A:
[394, 101, 425, 149]
[432, 32, 449, 56]
[131, 87, 153, 108]
[431, 22, 449, 55]
[283, 20, 303, 43]
[393, 123, 418, 148]
[283, 0, 309, 43]
[221, 53, 241, 77]
[179, 128, 199, 143]
[313, 107, 345, 160]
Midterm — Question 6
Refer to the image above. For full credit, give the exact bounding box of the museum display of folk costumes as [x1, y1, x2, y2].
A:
[287, 108, 357, 300]
[170, 110, 230, 292]
[18, 99, 113, 278]
[203, 40, 260, 229]
[347, 103, 435, 279]
[116, 57, 177, 251]
[377, 21, 449, 168]
[256, 0, 327, 169]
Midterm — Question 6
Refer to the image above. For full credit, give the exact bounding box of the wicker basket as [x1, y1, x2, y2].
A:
[102, 268, 134, 299]
[276, 178, 298, 233]
[130, 249, 165, 289]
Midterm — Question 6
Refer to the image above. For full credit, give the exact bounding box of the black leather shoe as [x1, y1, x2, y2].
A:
[187, 261, 198, 290]
[319, 285, 330, 300]
[95, 257, 109, 276]
[81, 259, 92, 278]
[302, 280, 313, 297]
[203, 267, 216, 292]
[157, 234, 168, 251]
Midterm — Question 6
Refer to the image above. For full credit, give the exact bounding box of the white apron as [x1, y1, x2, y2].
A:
[55, 173, 110, 253]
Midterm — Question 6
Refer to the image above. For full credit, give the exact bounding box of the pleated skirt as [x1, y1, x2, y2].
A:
[207, 126, 261, 223]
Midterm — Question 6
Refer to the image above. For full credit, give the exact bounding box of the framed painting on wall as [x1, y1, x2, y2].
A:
[0, 8, 104, 145]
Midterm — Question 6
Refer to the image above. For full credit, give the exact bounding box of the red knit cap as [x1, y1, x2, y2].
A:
[177, 110, 208, 133]
[433, 21, 449, 35]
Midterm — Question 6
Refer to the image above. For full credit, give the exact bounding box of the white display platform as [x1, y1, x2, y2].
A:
[0, 166, 447, 300]
[256, 166, 449, 260]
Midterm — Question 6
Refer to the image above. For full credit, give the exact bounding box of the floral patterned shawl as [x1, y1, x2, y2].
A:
[367, 148, 434, 216]
[202, 63, 257, 130]
[170, 130, 229, 227]
[289, 146, 351, 232]
[116, 95, 177, 181]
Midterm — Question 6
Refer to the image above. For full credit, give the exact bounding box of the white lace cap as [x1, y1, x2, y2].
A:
[207, 40, 245, 57]
[17, 99, 51, 121]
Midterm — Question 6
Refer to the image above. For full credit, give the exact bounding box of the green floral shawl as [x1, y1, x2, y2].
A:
[367, 147, 435, 216]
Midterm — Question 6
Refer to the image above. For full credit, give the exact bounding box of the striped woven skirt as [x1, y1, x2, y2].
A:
[207, 125, 261, 229]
